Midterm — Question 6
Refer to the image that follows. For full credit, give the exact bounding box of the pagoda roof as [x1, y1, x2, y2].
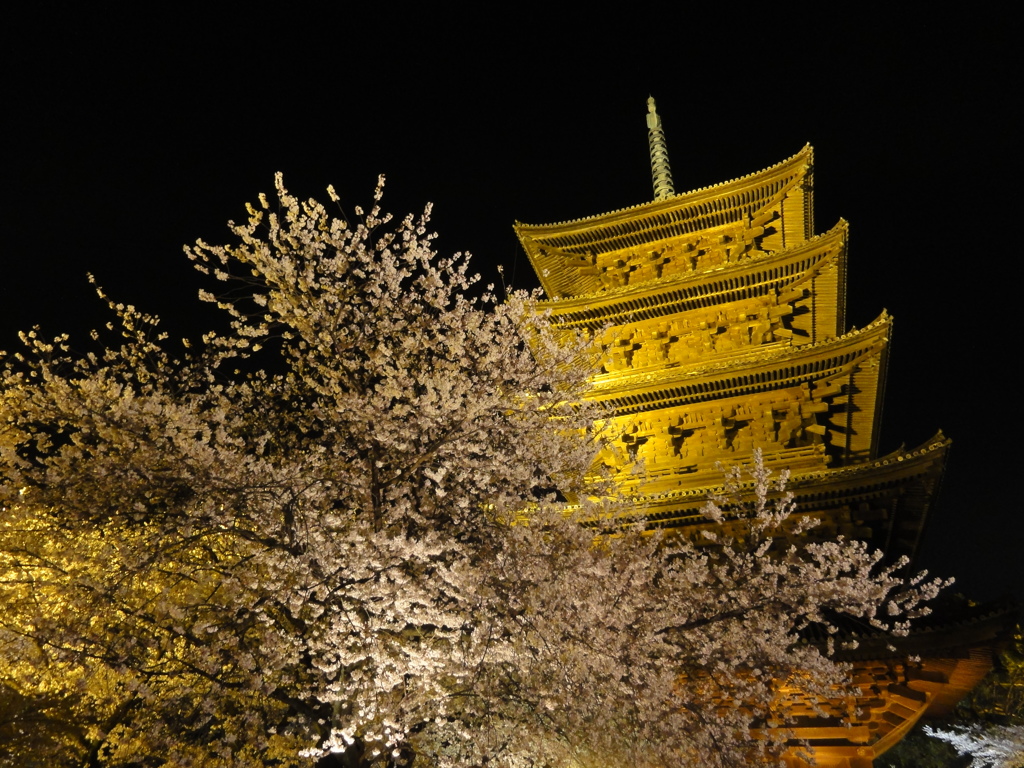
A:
[591, 310, 890, 418]
[516, 145, 815, 298]
[613, 432, 950, 567]
[827, 598, 1018, 664]
[542, 220, 848, 339]
[627, 430, 947, 507]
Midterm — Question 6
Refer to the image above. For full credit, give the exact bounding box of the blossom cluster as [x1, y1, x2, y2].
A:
[0, 178, 944, 768]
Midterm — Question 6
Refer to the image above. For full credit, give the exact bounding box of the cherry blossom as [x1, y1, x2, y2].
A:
[0, 178, 944, 767]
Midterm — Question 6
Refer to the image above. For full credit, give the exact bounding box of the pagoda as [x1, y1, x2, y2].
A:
[514, 99, 1011, 767]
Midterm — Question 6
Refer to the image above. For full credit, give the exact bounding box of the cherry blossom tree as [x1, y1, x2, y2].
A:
[0, 177, 945, 768]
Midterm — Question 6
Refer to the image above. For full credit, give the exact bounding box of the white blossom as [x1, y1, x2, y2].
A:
[924, 723, 1024, 767]
[0, 178, 945, 768]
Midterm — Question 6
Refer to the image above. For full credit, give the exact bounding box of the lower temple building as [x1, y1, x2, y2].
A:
[513, 100, 1013, 767]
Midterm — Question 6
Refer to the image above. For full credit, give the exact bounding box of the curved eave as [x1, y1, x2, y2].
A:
[516, 145, 814, 298]
[617, 432, 948, 509]
[789, 431, 947, 499]
[516, 144, 813, 236]
[589, 310, 890, 412]
[541, 220, 848, 335]
[619, 432, 950, 564]
[829, 598, 1017, 663]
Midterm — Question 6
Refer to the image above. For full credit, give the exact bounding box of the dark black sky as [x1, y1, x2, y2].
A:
[4, 9, 1021, 606]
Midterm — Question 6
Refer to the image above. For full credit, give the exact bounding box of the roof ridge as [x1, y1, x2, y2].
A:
[619, 434, 951, 504]
[538, 218, 848, 307]
[589, 309, 891, 392]
[515, 144, 813, 231]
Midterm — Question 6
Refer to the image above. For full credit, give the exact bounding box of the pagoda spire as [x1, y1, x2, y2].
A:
[646, 96, 675, 200]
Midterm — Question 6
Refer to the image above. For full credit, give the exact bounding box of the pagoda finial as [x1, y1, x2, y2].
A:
[646, 96, 675, 200]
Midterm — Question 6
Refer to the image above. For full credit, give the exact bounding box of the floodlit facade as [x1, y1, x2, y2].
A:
[514, 99, 1011, 767]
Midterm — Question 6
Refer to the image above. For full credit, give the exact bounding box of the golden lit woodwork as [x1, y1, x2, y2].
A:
[515, 102, 1014, 765]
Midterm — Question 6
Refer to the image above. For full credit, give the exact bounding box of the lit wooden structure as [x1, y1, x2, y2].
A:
[514, 101, 1011, 766]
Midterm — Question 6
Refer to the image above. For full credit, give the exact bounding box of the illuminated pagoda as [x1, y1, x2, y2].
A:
[514, 98, 1010, 767]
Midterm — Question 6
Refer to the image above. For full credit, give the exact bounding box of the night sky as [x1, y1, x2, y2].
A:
[4, 9, 1021, 607]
